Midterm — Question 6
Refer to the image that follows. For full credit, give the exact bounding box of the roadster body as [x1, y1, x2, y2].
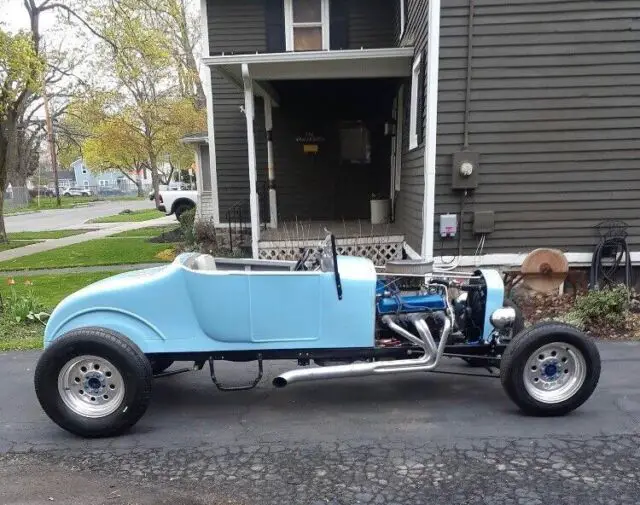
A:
[35, 235, 602, 438]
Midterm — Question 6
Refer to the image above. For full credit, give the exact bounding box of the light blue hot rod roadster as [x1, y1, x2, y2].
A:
[34, 235, 601, 437]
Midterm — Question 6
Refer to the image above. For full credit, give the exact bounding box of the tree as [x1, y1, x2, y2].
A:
[0, 28, 44, 241]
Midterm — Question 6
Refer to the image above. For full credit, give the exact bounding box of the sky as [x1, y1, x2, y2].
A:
[1, 0, 56, 32]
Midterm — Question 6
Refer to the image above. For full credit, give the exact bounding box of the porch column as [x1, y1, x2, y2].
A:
[242, 63, 260, 259]
[264, 99, 278, 228]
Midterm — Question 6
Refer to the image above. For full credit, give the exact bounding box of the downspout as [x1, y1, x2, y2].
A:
[421, 0, 442, 261]
[242, 63, 260, 259]
[264, 99, 278, 228]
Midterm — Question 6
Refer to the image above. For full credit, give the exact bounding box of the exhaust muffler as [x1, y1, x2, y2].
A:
[272, 315, 451, 388]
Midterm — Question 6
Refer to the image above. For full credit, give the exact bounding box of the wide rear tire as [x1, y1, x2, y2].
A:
[500, 322, 600, 416]
[34, 327, 153, 438]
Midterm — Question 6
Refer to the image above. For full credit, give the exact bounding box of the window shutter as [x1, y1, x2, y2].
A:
[330, 0, 349, 50]
[265, 0, 285, 52]
[417, 49, 426, 145]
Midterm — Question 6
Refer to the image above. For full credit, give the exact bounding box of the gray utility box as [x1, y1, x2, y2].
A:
[473, 210, 495, 234]
[451, 150, 479, 190]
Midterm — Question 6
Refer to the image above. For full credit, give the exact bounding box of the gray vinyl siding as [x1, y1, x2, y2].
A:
[395, 0, 429, 253]
[210, 71, 268, 219]
[208, 0, 268, 218]
[207, 0, 266, 54]
[435, 0, 640, 255]
[347, 0, 397, 49]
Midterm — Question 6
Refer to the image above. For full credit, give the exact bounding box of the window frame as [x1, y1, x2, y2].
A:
[409, 53, 422, 150]
[284, 0, 330, 52]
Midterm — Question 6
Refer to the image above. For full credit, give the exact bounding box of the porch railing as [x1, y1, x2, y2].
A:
[224, 183, 270, 254]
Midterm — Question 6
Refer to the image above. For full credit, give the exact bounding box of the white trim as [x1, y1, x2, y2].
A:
[399, 0, 406, 39]
[200, 0, 220, 225]
[421, 0, 441, 262]
[284, 0, 330, 51]
[203, 47, 414, 66]
[408, 53, 421, 150]
[435, 251, 640, 269]
[242, 64, 260, 259]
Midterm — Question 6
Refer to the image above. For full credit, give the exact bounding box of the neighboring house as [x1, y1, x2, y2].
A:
[191, 0, 639, 266]
[70, 159, 153, 192]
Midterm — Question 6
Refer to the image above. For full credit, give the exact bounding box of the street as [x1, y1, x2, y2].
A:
[1, 342, 640, 504]
[5, 199, 157, 232]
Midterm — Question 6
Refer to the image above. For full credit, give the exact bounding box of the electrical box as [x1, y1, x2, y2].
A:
[473, 210, 495, 234]
[451, 150, 479, 190]
[439, 213, 458, 238]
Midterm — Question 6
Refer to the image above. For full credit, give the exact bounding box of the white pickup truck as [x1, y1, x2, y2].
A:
[156, 189, 197, 220]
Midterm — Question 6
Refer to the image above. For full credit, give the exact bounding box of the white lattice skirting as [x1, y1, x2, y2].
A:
[258, 235, 405, 266]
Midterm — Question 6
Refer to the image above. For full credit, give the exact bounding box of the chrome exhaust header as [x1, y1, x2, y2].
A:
[272, 315, 452, 388]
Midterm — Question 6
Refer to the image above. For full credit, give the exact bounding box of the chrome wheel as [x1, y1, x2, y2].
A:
[57, 355, 125, 418]
[524, 342, 587, 404]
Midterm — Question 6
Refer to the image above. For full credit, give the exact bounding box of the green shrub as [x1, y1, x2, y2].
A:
[1, 279, 49, 324]
[179, 208, 196, 245]
[571, 285, 630, 328]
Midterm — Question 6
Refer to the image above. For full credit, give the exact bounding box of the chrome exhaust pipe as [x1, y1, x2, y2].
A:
[272, 316, 452, 388]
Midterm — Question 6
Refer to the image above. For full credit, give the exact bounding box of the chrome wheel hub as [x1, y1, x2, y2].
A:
[57, 355, 125, 418]
[524, 343, 587, 404]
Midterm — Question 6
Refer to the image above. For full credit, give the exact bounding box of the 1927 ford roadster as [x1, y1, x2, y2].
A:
[34, 235, 601, 437]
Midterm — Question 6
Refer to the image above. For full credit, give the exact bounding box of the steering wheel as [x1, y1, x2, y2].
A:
[294, 248, 312, 271]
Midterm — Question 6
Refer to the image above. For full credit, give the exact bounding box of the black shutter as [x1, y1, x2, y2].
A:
[417, 50, 426, 145]
[265, 0, 285, 52]
[330, 0, 349, 50]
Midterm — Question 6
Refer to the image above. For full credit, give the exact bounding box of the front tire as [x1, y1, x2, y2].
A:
[174, 203, 194, 221]
[34, 328, 153, 438]
[500, 322, 600, 416]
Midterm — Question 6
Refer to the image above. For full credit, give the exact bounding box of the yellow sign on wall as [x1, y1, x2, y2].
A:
[303, 144, 319, 154]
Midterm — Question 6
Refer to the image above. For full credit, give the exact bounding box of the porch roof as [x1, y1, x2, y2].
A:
[203, 47, 415, 102]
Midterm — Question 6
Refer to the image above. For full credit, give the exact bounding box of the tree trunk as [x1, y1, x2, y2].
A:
[0, 166, 7, 244]
[149, 152, 161, 208]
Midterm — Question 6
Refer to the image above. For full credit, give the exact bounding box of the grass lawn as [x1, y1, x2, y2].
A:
[7, 229, 94, 240]
[109, 225, 179, 238]
[0, 272, 116, 351]
[0, 240, 39, 252]
[89, 208, 164, 223]
[0, 237, 176, 271]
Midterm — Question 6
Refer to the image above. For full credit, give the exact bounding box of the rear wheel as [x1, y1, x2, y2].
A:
[500, 322, 600, 416]
[174, 202, 194, 221]
[34, 327, 153, 438]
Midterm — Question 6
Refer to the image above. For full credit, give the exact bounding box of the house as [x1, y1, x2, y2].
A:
[70, 159, 153, 193]
[190, 0, 640, 268]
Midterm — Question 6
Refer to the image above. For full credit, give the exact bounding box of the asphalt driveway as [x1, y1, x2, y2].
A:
[1, 342, 640, 504]
[5, 199, 157, 232]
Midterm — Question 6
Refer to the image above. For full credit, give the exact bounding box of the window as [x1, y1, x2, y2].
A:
[399, 0, 406, 39]
[409, 53, 422, 150]
[284, 0, 330, 51]
[83, 180, 89, 188]
[99, 180, 107, 187]
[81, 166, 87, 174]
[340, 122, 371, 164]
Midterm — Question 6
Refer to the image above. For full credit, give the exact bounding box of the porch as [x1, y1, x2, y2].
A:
[258, 219, 406, 265]
[204, 47, 415, 262]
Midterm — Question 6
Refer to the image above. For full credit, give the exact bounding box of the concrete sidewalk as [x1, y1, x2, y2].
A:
[0, 215, 176, 262]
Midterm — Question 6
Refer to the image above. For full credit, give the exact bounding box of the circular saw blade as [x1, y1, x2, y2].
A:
[520, 248, 569, 293]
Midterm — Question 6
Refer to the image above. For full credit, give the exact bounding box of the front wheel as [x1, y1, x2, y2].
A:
[174, 203, 194, 221]
[500, 322, 600, 416]
[34, 327, 153, 437]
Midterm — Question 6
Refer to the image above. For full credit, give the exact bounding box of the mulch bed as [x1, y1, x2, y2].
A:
[513, 290, 640, 341]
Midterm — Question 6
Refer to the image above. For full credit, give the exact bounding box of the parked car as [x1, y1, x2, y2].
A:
[156, 189, 196, 220]
[29, 186, 55, 198]
[63, 187, 92, 197]
[98, 188, 126, 197]
[33, 234, 601, 438]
